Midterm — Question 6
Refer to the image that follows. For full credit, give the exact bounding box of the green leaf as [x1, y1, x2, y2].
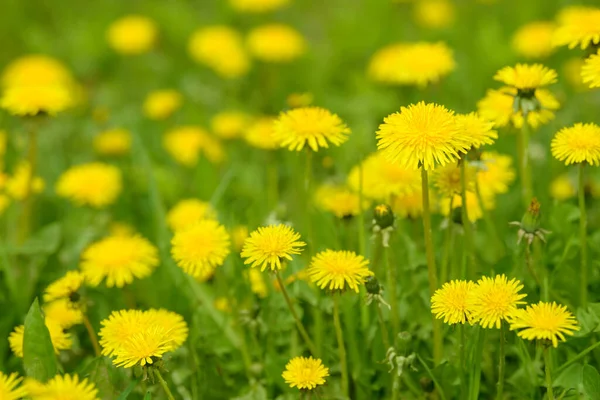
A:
[23, 298, 58, 382]
[554, 363, 583, 389]
[7, 223, 62, 255]
[116, 380, 138, 400]
[582, 365, 600, 400]
[81, 358, 119, 400]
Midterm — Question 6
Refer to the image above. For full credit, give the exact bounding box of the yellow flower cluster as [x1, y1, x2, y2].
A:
[107, 15, 157, 55]
[188, 26, 250, 79]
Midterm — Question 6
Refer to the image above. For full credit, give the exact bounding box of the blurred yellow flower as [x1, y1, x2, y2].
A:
[414, 0, 455, 30]
[314, 183, 370, 218]
[0, 194, 9, 215]
[494, 64, 557, 91]
[1, 84, 73, 116]
[476, 152, 516, 198]
[43, 271, 85, 303]
[93, 128, 131, 156]
[188, 26, 250, 79]
[455, 112, 497, 149]
[274, 107, 350, 151]
[214, 297, 231, 312]
[241, 224, 306, 271]
[551, 123, 600, 166]
[468, 274, 526, 329]
[582, 50, 600, 89]
[43, 299, 84, 329]
[0, 372, 27, 400]
[391, 189, 423, 219]
[247, 268, 268, 298]
[2, 55, 73, 88]
[167, 199, 216, 232]
[0, 130, 6, 156]
[368, 42, 455, 86]
[229, 0, 289, 13]
[431, 280, 476, 325]
[231, 225, 249, 252]
[433, 162, 475, 198]
[287, 92, 314, 108]
[56, 162, 122, 208]
[106, 15, 157, 55]
[244, 117, 280, 150]
[25, 374, 99, 400]
[9, 320, 72, 358]
[5, 161, 44, 200]
[247, 24, 307, 63]
[563, 57, 587, 91]
[550, 174, 576, 201]
[163, 126, 225, 166]
[553, 6, 600, 49]
[282, 356, 329, 390]
[439, 191, 489, 222]
[512, 22, 555, 59]
[308, 250, 373, 293]
[211, 111, 251, 140]
[109, 221, 136, 237]
[143, 89, 182, 120]
[509, 301, 578, 347]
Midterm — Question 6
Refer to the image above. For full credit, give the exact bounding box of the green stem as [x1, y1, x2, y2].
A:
[460, 160, 475, 279]
[358, 160, 366, 256]
[469, 327, 486, 400]
[153, 369, 176, 400]
[17, 128, 38, 243]
[475, 178, 505, 257]
[519, 121, 532, 205]
[376, 305, 391, 350]
[333, 295, 349, 398]
[82, 314, 101, 357]
[544, 346, 554, 400]
[497, 323, 506, 400]
[556, 340, 600, 374]
[579, 163, 588, 307]
[384, 244, 400, 342]
[459, 324, 466, 398]
[267, 158, 278, 211]
[275, 271, 318, 356]
[440, 196, 454, 283]
[421, 167, 442, 364]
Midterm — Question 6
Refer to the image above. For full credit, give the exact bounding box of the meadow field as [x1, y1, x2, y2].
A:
[1, 0, 600, 399]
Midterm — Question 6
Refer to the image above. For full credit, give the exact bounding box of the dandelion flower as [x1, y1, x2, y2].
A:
[241, 224, 306, 271]
[2, 55, 73, 88]
[563, 57, 587, 90]
[26, 374, 99, 400]
[247, 268, 268, 298]
[512, 21, 555, 59]
[9, 320, 72, 357]
[509, 302, 579, 347]
[44, 299, 84, 329]
[211, 111, 251, 140]
[391, 189, 424, 219]
[229, 0, 289, 13]
[377, 102, 470, 171]
[167, 199, 216, 232]
[582, 50, 600, 89]
[550, 174, 576, 200]
[468, 275, 527, 329]
[439, 191, 489, 222]
[414, 0, 455, 30]
[433, 162, 475, 198]
[231, 225, 249, 252]
[43, 271, 85, 303]
[308, 250, 373, 293]
[476, 152, 516, 198]
[287, 92, 314, 108]
[274, 107, 350, 152]
[143, 89, 182, 120]
[188, 26, 250, 79]
[553, 6, 600, 49]
[5, 161, 44, 200]
[247, 24, 307, 63]
[214, 297, 231, 312]
[431, 280, 476, 324]
[314, 184, 370, 218]
[0, 372, 27, 400]
[171, 220, 231, 278]
[494, 64, 557, 91]
[551, 123, 600, 166]
[282, 356, 329, 390]
[93, 128, 131, 156]
[244, 117, 280, 150]
[1, 84, 73, 116]
[80, 234, 159, 288]
[163, 126, 225, 166]
[56, 163, 122, 208]
[455, 112, 497, 149]
[368, 42, 455, 86]
[107, 15, 157, 55]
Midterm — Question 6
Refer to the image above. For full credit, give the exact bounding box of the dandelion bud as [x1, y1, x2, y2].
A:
[365, 276, 382, 296]
[521, 197, 541, 234]
[373, 204, 394, 230]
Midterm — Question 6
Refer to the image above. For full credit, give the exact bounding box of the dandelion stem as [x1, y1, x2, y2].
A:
[459, 324, 466, 398]
[358, 160, 366, 256]
[460, 159, 475, 279]
[421, 167, 442, 364]
[275, 271, 318, 356]
[544, 346, 554, 400]
[384, 244, 400, 342]
[578, 163, 588, 307]
[333, 295, 349, 398]
[519, 121, 532, 205]
[440, 196, 454, 283]
[376, 304, 390, 350]
[267, 158, 278, 211]
[17, 127, 38, 243]
[475, 178, 505, 258]
[153, 369, 176, 400]
[496, 322, 506, 400]
[82, 314, 101, 357]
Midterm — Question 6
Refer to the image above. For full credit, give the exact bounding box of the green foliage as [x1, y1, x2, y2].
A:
[23, 298, 58, 382]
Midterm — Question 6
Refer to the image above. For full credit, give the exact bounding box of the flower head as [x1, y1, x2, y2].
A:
[2, 55, 73, 88]
[509, 301, 579, 347]
[107, 15, 157, 55]
[5, 161, 44, 200]
[455, 112, 497, 149]
[308, 250, 373, 293]
[431, 280, 476, 325]
[56, 163, 122, 208]
[43, 271, 85, 303]
[241, 224, 306, 271]
[244, 117, 280, 149]
[468, 275, 527, 329]
[211, 111, 251, 140]
[550, 174, 576, 200]
[368, 42, 455, 86]
[439, 191, 489, 222]
[414, 0, 455, 30]
[44, 299, 84, 329]
[391, 189, 424, 219]
[247, 268, 268, 298]
[282, 356, 329, 390]
[143, 89, 182, 120]
[93, 128, 131, 156]
[551, 123, 600, 166]
[247, 24, 307, 63]
[0, 372, 27, 400]
[188, 26, 250, 79]
[1, 84, 73, 116]
[376, 102, 470, 170]
[80, 234, 159, 288]
[229, 0, 289, 13]
[26, 374, 99, 400]
[167, 199, 216, 232]
[433, 162, 475, 198]
[274, 107, 350, 152]
[494, 64, 557, 91]
[9, 320, 72, 358]
[314, 184, 370, 218]
[163, 126, 224, 166]
[512, 22, 556, 59]
[476, 152, 516, 198]
[553, 6, 600, 49]
[171, 220, 231, 278]
[582, 50, 600, 89]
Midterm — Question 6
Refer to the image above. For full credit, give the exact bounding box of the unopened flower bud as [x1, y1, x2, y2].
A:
[521, 197, 541, 233]
[373, 204, 394, 230]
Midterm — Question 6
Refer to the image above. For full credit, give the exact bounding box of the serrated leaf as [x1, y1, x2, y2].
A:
[23, 298, 57, 382]
[583, 365, 600, 400]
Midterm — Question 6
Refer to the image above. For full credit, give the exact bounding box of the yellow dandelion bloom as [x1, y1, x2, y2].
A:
[274, 107, 350, 152]
[391, 189, 424, 219]
[214, 297, 231, 313]
[26, 374, 99, 400]
[414, 0, 455, 30]
[551, 123, 600, 166]
[211, 111, 251, 140]
[241, 224, 306, 271]
[494, 64, 557, 91]
[2, 55, 73, 88]
[247, 268, 268, 298]
[106, 15, 157, 55]
[80, 234, 159, 288]
[1, 84, 73, 116]
[455, 112, 497, 149]
[93, 128, 131, 156]
[163, 126, 225, 166]
[377, 102, 470, 171]
[509, 302, 579, 348]
[553, 6, 600, 50]
[282, 356, 329, 390]
[167, 198, 216, 232]
[188, 26, 250, 79]
[171, 220, 231, 278]
[433, 162, 475, 198]
[367, 42, 455, 86]
[512, 21, 555, 59]
[314, 183, 370, 218]
[44, 299, 84, 329]
[9, 320, 72, 358]
[43, 271, 85, 303]
[550, 174, 576, 200]
[308, 250, 373, 293]
[229, 0, 289, 13]
[247, 24, 307, 63]
[476, 152, 516, 198]
[109, 221, 137, 237]
[468, 275, 527, 329]
[287, 92, 314, 108]
[231, 225, 249, 252]
[563, 57, 587, 91]
[582, 50, 600, 89]
[143, 89, 182, 120]
[431, 280, 476, 325]
[439, 191, 489, 222]
[244, 117, 280, 150]
[0, 372, 27, 400]
[347, 152, 421, 201]
[5, 161, 44, 200]
[56, 163, 122, 208]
